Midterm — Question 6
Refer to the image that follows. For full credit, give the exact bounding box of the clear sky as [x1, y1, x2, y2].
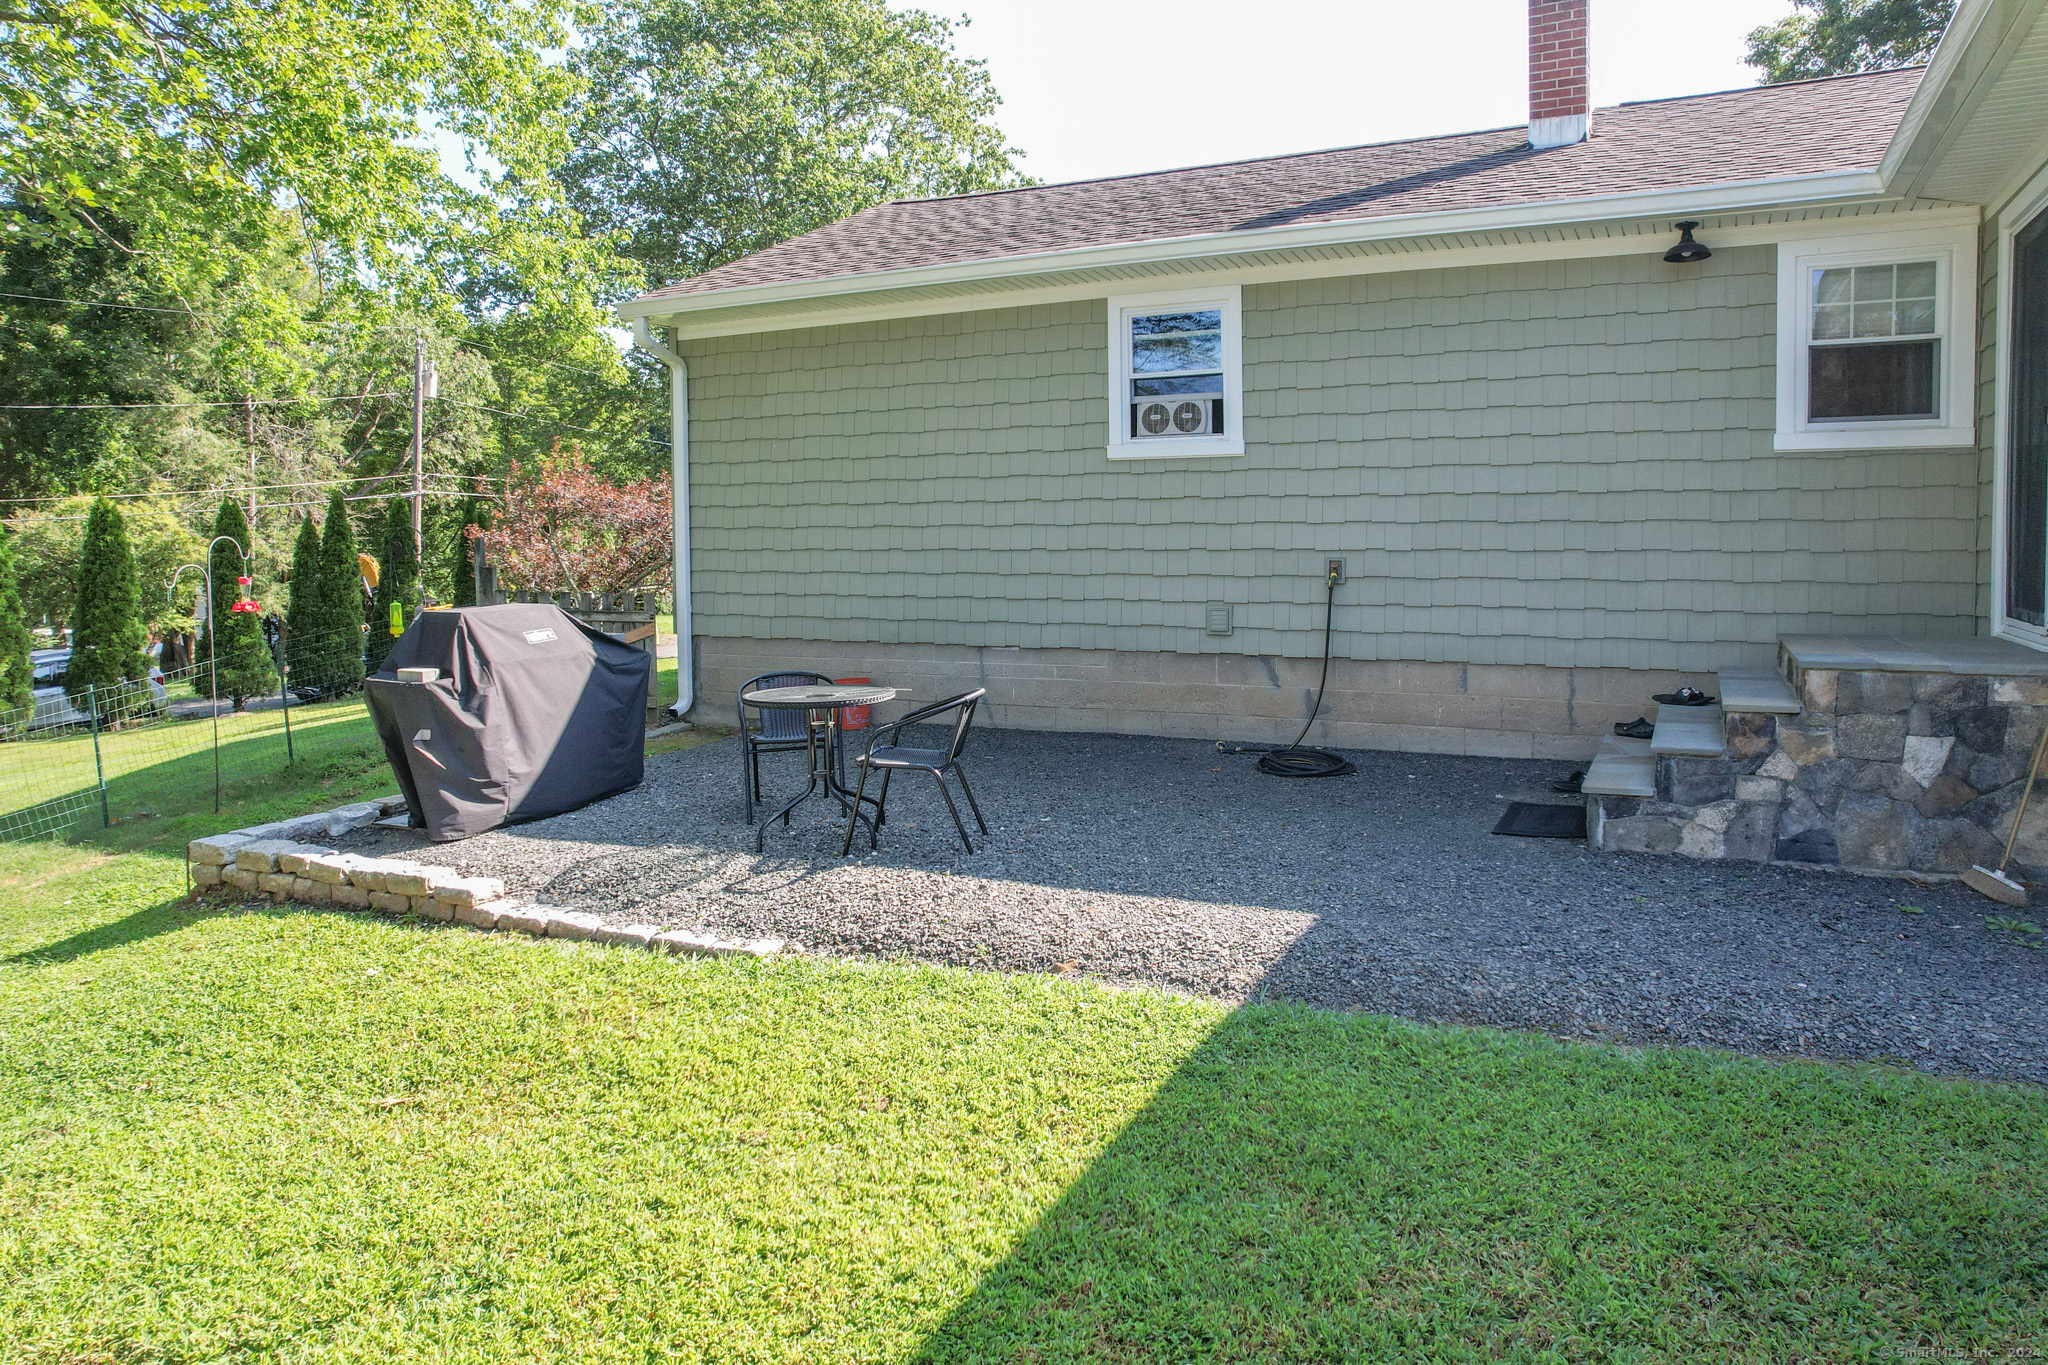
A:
[936, 0, 1799, 185]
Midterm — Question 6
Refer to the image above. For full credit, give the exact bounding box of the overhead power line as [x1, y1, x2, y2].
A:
[0, 289, 360, 328]
[442, 396, 670, 451]
[0, 471, 497, 507]
[0, 392, 401, 411]
[457, 337, 619, 379]
[20, 485, 492, 522]
[3, 290, 637, 381]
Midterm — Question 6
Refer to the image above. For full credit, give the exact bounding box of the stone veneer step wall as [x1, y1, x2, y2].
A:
[1589, 638, 2048, 876]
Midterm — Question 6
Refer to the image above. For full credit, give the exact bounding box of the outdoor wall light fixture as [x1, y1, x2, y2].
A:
[1663, 221, 1712, 264]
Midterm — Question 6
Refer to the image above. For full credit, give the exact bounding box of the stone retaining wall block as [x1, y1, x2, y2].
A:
[277, 846, 338, 875]
[433, 876, 506, 910]
[456, 898, 512, 929]
[301, 854, 355, 885]
[187, 834, 254, 866]
[346, 861, 398, 892]
[234, 839, 302, 874]
[384, 866, 457, 897]
[547, 911, 605, 941]
[496, 907, 554, 936]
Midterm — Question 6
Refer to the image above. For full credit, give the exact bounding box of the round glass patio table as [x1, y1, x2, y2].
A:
[740, 683, 898, 852]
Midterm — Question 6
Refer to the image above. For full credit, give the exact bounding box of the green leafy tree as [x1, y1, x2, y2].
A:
[67, 497, 149, 715]
[315, 491, 366, 695]
[1746, 0, 1955, 82]
[365, 498, 421, 673]
[9, 497, 203, 639]
[0, 0, 610, 350]
[0, 529, 33, 731]
[284, 512, 325, 693]
[199, 499, 275, 709]
[0, 0, 643, 512]
[0, 227, 224, 501]
[564, 0, 1023, 291]
[463, 313, 666, 483]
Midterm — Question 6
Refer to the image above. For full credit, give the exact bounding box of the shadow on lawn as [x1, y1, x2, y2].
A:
[906, 1004, 2043, 1361]
[5, 889, 226, 966]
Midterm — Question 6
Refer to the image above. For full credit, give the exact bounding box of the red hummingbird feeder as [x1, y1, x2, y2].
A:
[229, 574, 260, 614]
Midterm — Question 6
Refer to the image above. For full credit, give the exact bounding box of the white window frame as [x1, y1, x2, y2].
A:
[1106, 285, 1245, 460]
[1773, 223, 1977, 451]
[1993, 165, 2048, 651]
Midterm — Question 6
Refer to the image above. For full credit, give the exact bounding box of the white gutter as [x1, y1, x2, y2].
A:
[616, 167, 1888, 324]
[632, 318, 693, 720]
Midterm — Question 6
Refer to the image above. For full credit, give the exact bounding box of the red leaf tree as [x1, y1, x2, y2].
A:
[471, 443, 673, 594]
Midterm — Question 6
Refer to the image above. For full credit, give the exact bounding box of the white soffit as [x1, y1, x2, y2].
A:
[1888, 0, 2048, 204]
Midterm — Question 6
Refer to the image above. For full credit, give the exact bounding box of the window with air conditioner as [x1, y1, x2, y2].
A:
[1107, 286, 1244, 459]
[1774, 223, 1977, 451]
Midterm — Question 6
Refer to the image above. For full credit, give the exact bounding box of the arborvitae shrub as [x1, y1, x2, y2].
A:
[199, 499, 275, 709]
[313, 490, 365, 695]
[449, 494, 492, 607]
[284, 512, 323, 694]
[364, 498, 420, 674]
[0, 529, 36, 732]
[67, 497, 149, 717]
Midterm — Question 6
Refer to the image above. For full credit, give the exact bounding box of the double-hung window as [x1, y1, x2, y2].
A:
[1774, 224, 1977, 450]
[1107, 286, 1244, 459]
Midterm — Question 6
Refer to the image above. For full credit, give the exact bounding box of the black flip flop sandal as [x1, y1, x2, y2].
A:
[1551, 770, 1584, 794]
[1614, 717, 1654, 739]
[1650, 687, 1716, 707]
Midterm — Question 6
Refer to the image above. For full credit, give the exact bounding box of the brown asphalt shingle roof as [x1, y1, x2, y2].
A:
[637, 67, 1923, 305]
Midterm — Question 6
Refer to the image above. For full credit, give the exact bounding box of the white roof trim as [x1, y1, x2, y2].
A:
[1876, 0, 1998, 187]
[647, 204, 1980, 343]
[1876, 0, 2048, 206]
[618, 168, 1887, 323]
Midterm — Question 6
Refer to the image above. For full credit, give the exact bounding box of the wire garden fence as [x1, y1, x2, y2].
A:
[0, 621, 380, 843]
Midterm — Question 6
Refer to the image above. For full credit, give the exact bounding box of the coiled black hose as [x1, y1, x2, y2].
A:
[1217, 571, 1356, 778]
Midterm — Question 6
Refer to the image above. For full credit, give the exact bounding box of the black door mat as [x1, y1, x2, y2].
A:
[1492, 801, 1588, 840]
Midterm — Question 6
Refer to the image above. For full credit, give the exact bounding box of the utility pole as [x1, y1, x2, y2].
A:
[410, 338, 425, 557]
[244, 394, 258, 536]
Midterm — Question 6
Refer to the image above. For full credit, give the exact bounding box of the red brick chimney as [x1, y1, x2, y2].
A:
[1528, 0, 1591, 149]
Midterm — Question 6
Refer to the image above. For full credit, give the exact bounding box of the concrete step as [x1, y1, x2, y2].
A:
[1717, 668, 1801, 715]
[1650, 703, 1725, 758]
[1582, 734, 1655, 798]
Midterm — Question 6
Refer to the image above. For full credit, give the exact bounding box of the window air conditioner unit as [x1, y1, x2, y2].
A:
[1131, 394, 1223, 439]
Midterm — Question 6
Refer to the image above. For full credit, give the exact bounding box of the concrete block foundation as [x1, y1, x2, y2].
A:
[692, 637, 1706, 760]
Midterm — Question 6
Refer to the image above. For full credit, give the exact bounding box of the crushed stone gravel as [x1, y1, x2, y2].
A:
[336, 729, 2048, 1084]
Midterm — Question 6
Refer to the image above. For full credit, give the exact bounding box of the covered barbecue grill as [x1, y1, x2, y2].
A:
[365, 603, 651, 840]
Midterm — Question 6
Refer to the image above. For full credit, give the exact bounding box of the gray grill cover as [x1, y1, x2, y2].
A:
[365, 604, 650, 840]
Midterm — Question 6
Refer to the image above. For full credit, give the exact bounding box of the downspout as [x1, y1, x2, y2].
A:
[632, 318, 693, 720]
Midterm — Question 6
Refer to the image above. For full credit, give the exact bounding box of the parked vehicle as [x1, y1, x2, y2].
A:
[29, 647, 170, 730]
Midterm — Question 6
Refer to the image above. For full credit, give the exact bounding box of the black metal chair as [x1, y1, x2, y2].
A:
[840, 688, 988, 855]
[738, 670, 834, 823]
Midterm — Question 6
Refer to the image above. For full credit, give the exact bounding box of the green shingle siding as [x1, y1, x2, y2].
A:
[682, 243, 1980, 672]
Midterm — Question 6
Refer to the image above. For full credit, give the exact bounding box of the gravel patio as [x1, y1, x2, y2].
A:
[336, 728, 2048, 1084]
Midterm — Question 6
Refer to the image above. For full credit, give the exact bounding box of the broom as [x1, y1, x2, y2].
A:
[1962, 719, 2048, 907]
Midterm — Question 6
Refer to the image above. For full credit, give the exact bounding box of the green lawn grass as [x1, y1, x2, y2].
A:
[0, 731, 2043, 1359]
[0, 700, 396, 856]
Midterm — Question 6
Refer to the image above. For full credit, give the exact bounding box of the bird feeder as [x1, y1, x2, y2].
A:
[229, 575, 260, 614]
